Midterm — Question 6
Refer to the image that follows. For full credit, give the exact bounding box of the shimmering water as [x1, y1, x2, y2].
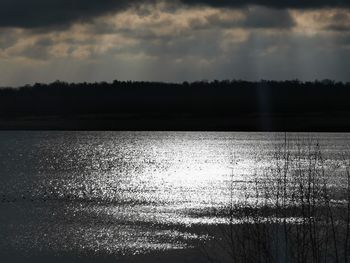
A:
[0, 131, 349, 258]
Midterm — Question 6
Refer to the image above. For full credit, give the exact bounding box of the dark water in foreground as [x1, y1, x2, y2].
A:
[0, 132, 349, 261]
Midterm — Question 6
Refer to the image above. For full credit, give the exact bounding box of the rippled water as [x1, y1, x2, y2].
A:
[0, 131, 349, 258]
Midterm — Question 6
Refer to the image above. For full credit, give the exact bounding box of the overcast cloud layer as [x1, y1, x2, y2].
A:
[1, 0, 350, 28]
[0, 0, 349, 86]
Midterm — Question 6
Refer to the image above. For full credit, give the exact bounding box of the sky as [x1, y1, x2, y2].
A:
[0, 0, 350, 86]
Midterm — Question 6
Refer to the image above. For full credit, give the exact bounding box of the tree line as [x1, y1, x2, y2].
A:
[0, 79, 349, 131]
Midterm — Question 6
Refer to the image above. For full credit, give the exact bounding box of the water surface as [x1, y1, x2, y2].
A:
[0, 131, 349, 258]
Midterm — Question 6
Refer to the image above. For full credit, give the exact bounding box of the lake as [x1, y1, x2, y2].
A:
[0, 131, 349, 262]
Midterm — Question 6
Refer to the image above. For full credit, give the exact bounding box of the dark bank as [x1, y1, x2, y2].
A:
[0, 79, 349, 131]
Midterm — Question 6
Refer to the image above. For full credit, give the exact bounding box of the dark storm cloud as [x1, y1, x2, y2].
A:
[179, 0, 350, 9]
[0, 0, 140, 28]
[0, 0, 349, 29]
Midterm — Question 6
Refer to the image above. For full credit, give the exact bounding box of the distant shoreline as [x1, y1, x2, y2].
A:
[1, 80, 350, 132]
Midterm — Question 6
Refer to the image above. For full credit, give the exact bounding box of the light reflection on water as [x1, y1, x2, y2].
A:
[0, 131, 349, 256]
